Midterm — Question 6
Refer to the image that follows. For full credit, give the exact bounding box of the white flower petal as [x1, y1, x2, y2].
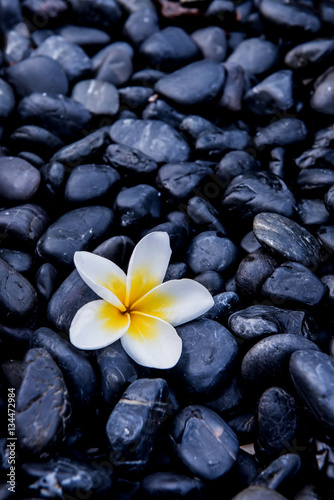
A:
[132, 279, 214, 326]
[121, 312, 182, 369]
[74, 251, 126, 310]
[69, 300, 130, 350]
[125, 232, 171, 307]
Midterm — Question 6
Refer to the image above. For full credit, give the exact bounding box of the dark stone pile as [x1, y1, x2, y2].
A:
[0, 0, 334, 498]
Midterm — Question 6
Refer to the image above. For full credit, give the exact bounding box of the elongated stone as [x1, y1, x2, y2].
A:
[0, 258, 37, 319]
[0, 204, 49, 246]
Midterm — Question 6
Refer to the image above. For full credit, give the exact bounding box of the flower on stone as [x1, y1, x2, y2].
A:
[69, 232, 214, 369]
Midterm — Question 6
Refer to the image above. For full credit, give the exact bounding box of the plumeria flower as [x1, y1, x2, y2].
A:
[69, 232, 214, 369]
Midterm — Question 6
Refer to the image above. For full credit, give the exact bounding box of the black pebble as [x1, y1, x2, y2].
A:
[115, 184, 161, 227]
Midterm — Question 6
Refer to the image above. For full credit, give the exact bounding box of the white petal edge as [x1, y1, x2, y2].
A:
[132, 278, 215, 326]
[121, 312, 182, 369]
[69, 300, 130, 350]
[74, 251, 126, 310]
[125, 231, 172, 306]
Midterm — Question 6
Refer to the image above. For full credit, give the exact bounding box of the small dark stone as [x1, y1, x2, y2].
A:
[298, 199, 331, 227]
[0, 79, 15, 118]
[203, 376, 244, 416]
[222, 172, 297, 224]
[231, 486, 288, 500]
[269, 147, 285, 178]
[115, 184, 161, 227]
[130, 68, 165, 87]
[170, 405, 239, 481]
[140, 471, 206, 499]
[146, 220, 189, 255]
[187, 196, 226, 234]
[72, 79, 119, 115]
[3, 29, 30, 65]
[251, 454, 301, 490]
[0, 324, 34, 348]
[236, 248, 278, 297]
[0, 156, 40, 203]
[142, 99, 186, 128]
[123, 8, 159, 46]
[110, 118, 190, 163]
[240, 230, 262, 253]
[4, 56, 68, 97]
[18, 151, 44, 168]
[67, 0, 122, 28]
[259, 0, 321, 34]
[171, 319, 238, 395]
[56, 24, 111, 47]
[155, 60, 225, 106]
[296, 168, 334, 195]
[9, 125, 64, 159]
[310, 67, 334, 114]
[92, 41, 134, 71]
[22, 0, 68, 23]
[262, 262, 328, 308]
[325, 185, 334, 214]
[31, 327, 96, 411]
[179, 114, 218, 140]
[227, 37, 279, 75]
[0, 258, 37, 319]
[106, 378, 169, 472]
[17, 93, 91, 140]
[254, 118, 308, 149]
[226, 409, 256, 443]
[216, 150, 259, 186]
[0, 248, 32, 274]
[33, 35, 92, 83]
[96, 48, 133, 87]
[36, 206, 114, 267]
[194, 270, 225, 295]
[206, 0, 236, 24]
[241, 334, 320, 387]
[164, 262, 188, 281]
[40, 161, 66, 204]
[201, 291, 242, 322]
[16, 348, 71, 454]
[104, 143, 158, 176]
[295, 147, 334, 170]
[284, 39, 334, 70]
[195, 125, 250, 156]
[290, 350, 334, 436]
[35, 263, 58, 301]
[218, 62, 245, 111]
[317, 225, 334, 253]
[253, 212, 323, 269]
[156, 162, 212, 200]
[64, 164, 120, 204]
[186, 231, 238, 275]
[229, 305, 317, 342]
[191, 26, 227, 62]
[119, 86, 154, 111]
[0, 204, 49, 246]
[244, 70, 294, 115]
[141, 27, 199, 71]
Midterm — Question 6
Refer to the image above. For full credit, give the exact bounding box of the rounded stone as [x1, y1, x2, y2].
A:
[156, 162, 212, 200]
[71, 79, 119, 116]
[186, 231, 238, 275]
[0, 157, 40, 202]
[254, 118, 308, 149]
[64, 164, 120, 204]
[115, 184, 161, 227]
[310, 68, 334, 114]
[227, 37, 279, 75]
[191, 26, 227, 62]
[244, 70, 294, 115]
[0, 78, 15, 118]
[0, 258, 37, 318]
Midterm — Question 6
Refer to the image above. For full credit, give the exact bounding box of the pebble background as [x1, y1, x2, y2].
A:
[0, 0, 334, 499]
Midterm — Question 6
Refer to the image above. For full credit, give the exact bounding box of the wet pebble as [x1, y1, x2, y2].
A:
[186, 231, 238, 275]
[195, 125, 250, 156]
[219, 61, 245, 111]
[0, 248, 32, 274]
[254, 118, 308, 149]
[96, 47, 133, 87]
[191, 26, 227, 62]
[296, 168, 334, 196]
[64, 164, 120, 205]
[232, 486, 288, 500]
[0, 79, 15, 118]
[115, 184, 161, 227]
[187, 196, 226, 234]
[140, 471, 207, 499]
[216, 150, 260, 185]
[0, 258, 37, 319]
[156, 162, 212, 200]
[284, 39, 334, 71]
[201, 291, 242, 322]
[0, 156, 40, 203]
[298, 199, 331, 227]
[72, 79, 119, 116]
[123, 8, 159, 46]
[0, 204, 49, 246]
[235, 248, 279, 297]
[244, 70, 294, 115]
[142, 99, 186, 128]
[259, 0, 321, 35]
[34, 263, 58, 301]
[104, 143, 158, 176]
[194, 270, 225, 295]
[227, 37, 279, 75]
[9, 125, 64, 159]
[310, 67, 334, 114]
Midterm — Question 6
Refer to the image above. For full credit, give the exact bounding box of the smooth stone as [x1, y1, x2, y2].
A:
[40, 162, 66, 204]
[0, 248, 32, 274]
[115, 184, 161, 227]
[284, 40, 334, 70]
[110, 119, 190, 163]
[222, 172, 297, 223]
[179, 114, 218, 140]
[240, 230, 262, 253]
[92, 42, 133, 73]
[146, 220, 189, 255]
[9, 125, 64, 159]
[17, 93, 91, 139]
[56, 25, 111, 47]
[67, 0, 122, 27]
[226, 408, 256, 442]
[244, 70, 294, 115]
[47, 236, 134, 333]
[4, 55, 68, 97]
[50, 126, 111, 168]
[0, 324, 33, 348]
[296, 168, 334, 195]
[257, 387, 298, 460]
[35, 263, 58, 301]
[0, 204, 49, 246]
[325, 185, 334, 214]
[232, 486, 288, 500]
[186, 231, 238, 275]
[22, 456, 112, 497]
[310, 67, 334, 114]
[140, 472, 206, 499]
[0, 0, 22, 31]
[141, 26, 199, 70]
[0, 156, 40, 202]
[96, 48, 133, 87]
[194, 270, 225, 295]
[106, 378, 169, 472]
[259, 0, 321, 34]
[22, 0, 68, 22]
[170, 405, 239, 481]
[155, 60, 225, 106]
[227, 37, 279, 75]
[156, 162, 212, 200]
[191, 26, 227, 62]
[290, 350, 334, 435]
[96, 341, 146, 410]
[252, 454, 301, 490]
[195, 126, 250, 156]
[216, 150, 259, 186]
[164, 262, 188, 281]
[3, 29, 31, 64]
[254, 118, 308, 149]
[235, 248, 279, 297]
[142, 99, 186, 128]
[298, 199, 331, 227]
[218, 61, 245, 111]
[262, 262, 328, 308]
[241, 334, 320, 387]
[187, 196, 226, 234]
[119, 86, 154, 111]
[0, 258, 37, 319]
[64, 164, 120, 204]
[0, 78, 15, 118]
[33, 35, 92, 83]
[269, 147, 285, 178]
[317, 225, 334, 253]
[295, 147, 334, 170]
[171, 319, 238, 395]
[31, 327, 96, 411]
[72, 79, 119, 116]
[203, 376, 244, 416]
[36, 206, 114, 267]
[16, 348, 71, 454]
[18, 151, 44, 168]
[201, 291, 242, 322]
[206, 0, 236, 24]
[253, 212, 323, 269]
[104, 143, 158, 175]
[229, 305, 317, 342]
[321, 274, 334, 306]
[123, 8, 159, 46]
[130, 68, 165, 87]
